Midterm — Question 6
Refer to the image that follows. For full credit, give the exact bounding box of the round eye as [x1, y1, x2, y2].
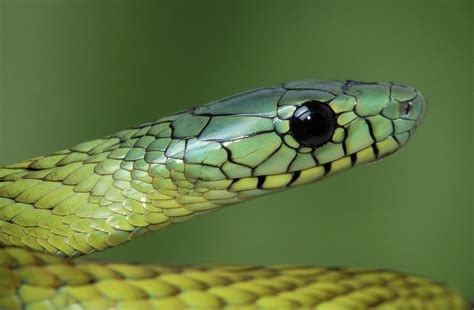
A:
[290, 101, 336, 147]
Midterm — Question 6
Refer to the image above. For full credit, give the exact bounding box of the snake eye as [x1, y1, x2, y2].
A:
[290, 101, 336, 147]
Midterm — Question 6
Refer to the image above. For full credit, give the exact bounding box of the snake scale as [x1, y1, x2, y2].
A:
[0, 80, 468, 309]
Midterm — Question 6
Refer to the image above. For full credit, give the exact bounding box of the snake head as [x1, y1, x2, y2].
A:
[180, 80, 426, 192]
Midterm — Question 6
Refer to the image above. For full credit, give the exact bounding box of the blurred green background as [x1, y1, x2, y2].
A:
[1, 0, 472, 300]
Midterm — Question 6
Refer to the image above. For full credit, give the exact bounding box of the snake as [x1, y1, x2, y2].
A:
[0, 80, 468, 309]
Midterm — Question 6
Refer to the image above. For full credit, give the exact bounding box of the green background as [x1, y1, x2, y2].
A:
[1, 0, 472, 300]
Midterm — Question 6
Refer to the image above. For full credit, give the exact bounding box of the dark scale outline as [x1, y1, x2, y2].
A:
[145, 121, 173, 138]
[164, 138, 187, 160]
[145, 136, 172, 153]
[365, 118, 378, 144]
[189, 144, 254, 183]
[169, 119, 177, 138]
[221, 145, 255, 170]
[363, 103, 384, 160]
[350, 153, 357, 166]
[279, 133, 300, 151]
[393, 130, 411, 147]
[286, 151, 300, 173]
[131, 136, 156, 150]
[323, 163, 332, 176]
[131, 126, 153, 139]
[341, 127, 349, 155]
[256, 176, 266, 189]
[194, 116, 213, 138]
[248, 141, 297, 178]
[274, 89, 289, 116]
[392, 134, 401, 146]
[286, 170, 301, 187]
[229, 178, 241, 187]
[339, 82, 361, 119]
[342, 80, 395, 119]
[310, 149, 321, 167]
[342, 118, 378, 160]
[372, 143, 380, 159]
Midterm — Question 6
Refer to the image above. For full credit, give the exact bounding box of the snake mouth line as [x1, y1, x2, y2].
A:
[226, 133, 405, 194]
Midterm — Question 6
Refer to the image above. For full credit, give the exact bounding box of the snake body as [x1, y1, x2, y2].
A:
[0, 80, 468, 309]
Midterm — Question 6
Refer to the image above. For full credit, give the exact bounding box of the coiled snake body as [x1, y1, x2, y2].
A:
[0, 80, 468, 309]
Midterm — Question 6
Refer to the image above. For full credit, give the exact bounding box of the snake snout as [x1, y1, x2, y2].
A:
[413, 91, 427, 126]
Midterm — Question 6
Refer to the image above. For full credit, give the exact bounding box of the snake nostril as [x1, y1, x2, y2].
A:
[399, 101, 412, 118]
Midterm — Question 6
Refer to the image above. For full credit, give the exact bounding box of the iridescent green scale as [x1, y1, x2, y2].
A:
[1, 80, 466, 309]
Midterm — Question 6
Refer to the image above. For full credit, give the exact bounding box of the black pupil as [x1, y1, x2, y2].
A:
[290, 101, 336, 147]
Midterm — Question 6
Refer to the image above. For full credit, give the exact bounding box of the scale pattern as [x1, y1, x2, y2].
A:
[0, 247, 468, 310]
[0, 81, 423, 257]
[0, 80, 467, 308]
